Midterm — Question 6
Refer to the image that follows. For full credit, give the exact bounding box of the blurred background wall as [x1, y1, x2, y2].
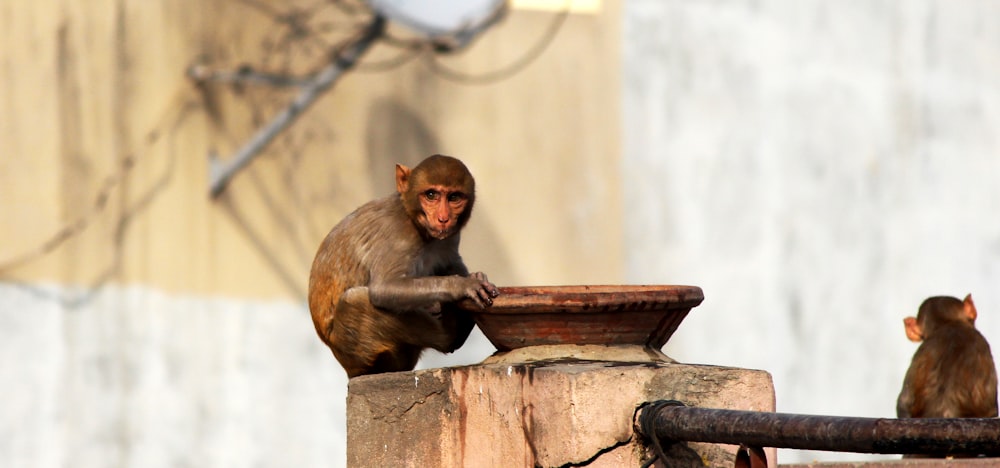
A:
[625, 1, 1000, 463]
[1, 1, 622, 467]
[2, 0, 999, 466]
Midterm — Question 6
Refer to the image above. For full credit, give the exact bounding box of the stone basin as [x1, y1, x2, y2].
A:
[461, 285, 704, 352]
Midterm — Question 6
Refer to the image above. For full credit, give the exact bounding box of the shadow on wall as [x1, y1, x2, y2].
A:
[365, 98, 435, 195]
[194, 95, 518, 302]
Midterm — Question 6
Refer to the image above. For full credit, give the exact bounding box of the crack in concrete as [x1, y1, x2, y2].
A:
[555, 435, 634, 468]
[366, 388, 446, 423]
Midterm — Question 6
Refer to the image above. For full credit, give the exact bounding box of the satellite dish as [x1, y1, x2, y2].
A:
[366, 0, 507, 51]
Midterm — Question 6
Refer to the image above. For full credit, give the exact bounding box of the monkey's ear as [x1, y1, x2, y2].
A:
[395, 164, 411, 194]
[904, 316, 923, 342]
[963, 294, 978, 322]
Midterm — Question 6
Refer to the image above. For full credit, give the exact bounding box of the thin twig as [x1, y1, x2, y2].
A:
[207, 15, 386, 198]
[424, 0, 570, 85]
[187, 64, 311, 88]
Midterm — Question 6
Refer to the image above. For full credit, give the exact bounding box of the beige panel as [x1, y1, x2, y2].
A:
[0, 0, 623, 300]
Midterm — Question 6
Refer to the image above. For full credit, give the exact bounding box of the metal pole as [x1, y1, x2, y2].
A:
[636, 401, 1000, 456]
[207, 16, 386, 198]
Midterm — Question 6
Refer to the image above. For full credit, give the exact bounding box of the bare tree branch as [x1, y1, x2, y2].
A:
[207, 15, 386, 198]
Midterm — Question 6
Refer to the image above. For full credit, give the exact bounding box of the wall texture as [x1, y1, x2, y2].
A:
[623, 0, 1000, 463]
[8, 0, 997, 465]
[0, 1, 621, 467]
[0, 0, 623, 298]
[1, 283, 345, 467]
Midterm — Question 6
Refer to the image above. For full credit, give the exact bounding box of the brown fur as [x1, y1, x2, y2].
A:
[308, 155, 498, 377]
[897, 295, 998, 457]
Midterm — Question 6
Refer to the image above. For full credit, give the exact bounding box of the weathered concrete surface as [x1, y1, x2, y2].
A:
[482, 343, 674, 364]
[347, 359, 775, 467]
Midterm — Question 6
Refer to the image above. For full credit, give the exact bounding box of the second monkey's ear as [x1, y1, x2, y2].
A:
[395, 164, 411, 194]
[964, 294, 978, 322]
[903, 316, 923, 343]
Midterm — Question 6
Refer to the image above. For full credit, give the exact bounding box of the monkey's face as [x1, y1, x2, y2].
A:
[416, 186, 470, 240]
[397, 155, 476, 240]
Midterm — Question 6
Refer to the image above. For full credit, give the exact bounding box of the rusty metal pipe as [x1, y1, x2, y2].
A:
[636, 401, 1000, 456]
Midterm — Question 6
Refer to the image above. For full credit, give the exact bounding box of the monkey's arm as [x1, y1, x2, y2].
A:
[369, 275, 497, 311]
[896, 382, 914, 418]
[897, 349, 932, 418]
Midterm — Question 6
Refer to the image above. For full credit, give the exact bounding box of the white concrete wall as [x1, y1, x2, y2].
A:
[0, 281, 501, 468]
[0, 283, 348, 468]
[623, 1, 1000, 463]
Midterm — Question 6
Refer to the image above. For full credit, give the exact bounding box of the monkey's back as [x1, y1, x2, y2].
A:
[904, 324, 998, 418]
[307, 194, 420, 343]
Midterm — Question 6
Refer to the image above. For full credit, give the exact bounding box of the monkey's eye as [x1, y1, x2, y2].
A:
[447, 192, 466, 203]
[423, 190, 439, 201]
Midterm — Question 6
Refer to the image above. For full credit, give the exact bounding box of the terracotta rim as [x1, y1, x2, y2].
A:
[463, 284, 704, 314]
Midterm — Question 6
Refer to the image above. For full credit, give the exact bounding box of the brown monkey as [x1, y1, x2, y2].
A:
[897, 295, 998, 423]
[308, 155, 499, 378]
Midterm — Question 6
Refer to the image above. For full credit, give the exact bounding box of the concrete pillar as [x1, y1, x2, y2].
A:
[347, 345, 775, 467]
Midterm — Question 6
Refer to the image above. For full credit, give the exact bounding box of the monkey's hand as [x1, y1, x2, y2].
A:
[464, 271, 500, 309]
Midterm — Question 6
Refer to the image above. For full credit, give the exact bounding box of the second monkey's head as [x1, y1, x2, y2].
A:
[396, 154, 476, 240]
